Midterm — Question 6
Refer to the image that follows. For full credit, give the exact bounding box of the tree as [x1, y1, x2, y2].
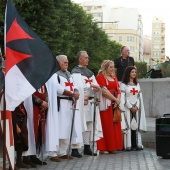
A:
[135, 61, 147, 78]
[0, 0, 121, 75]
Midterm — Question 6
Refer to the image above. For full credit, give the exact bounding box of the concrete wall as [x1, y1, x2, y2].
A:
[139, 78, 170, 118]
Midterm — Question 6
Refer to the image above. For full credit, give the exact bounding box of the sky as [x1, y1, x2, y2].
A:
[72, 0, 170, 56]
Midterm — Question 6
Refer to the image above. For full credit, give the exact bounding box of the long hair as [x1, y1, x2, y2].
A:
[98, 60, 115, 76]
[122, 66, 137, 85]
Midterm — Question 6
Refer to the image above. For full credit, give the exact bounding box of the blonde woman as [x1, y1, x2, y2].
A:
[96, 60, 123, 153]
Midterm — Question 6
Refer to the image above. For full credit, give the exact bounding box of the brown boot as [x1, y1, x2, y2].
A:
[15, 160, 31, 169]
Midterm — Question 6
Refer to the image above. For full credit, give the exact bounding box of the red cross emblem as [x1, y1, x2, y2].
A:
[85, 77, 93, 84]
[65, 82, 73, 91]
[130, 88, 138, 95]
[1, 111, 14, 146]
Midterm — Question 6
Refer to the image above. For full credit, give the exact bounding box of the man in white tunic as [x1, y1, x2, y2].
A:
[23, 75, 60, 164]
[71, 51, 103, 156]
[45, 73, 60, 162]
[56, 55, 83, 159]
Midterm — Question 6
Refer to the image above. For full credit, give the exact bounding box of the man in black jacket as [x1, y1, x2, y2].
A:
[114, 46, 135, 82]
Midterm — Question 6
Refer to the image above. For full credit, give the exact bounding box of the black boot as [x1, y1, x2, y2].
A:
[71, 149, 82, 158]
[84, 145, 97, 156]
[15, 160, 31, 169]
[30, 155, 47, 165]
[23, 156, 37, 168]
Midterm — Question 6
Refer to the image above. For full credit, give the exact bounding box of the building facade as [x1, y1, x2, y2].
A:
[143, 35, 151, 69]
[80, 1, 144, 62]
[151, 17, 165, 67]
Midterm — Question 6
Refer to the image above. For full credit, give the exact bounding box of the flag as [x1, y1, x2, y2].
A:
[5, 0, 60, 111]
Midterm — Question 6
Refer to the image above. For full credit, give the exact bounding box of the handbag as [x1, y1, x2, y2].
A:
[113, 106, 122, 122]
[131, 117, 137, 130]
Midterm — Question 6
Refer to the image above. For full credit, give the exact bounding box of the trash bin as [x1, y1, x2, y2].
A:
[156, 114, 170, 158]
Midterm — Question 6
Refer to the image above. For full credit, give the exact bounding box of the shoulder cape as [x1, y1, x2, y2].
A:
[71, 66, 94, 77]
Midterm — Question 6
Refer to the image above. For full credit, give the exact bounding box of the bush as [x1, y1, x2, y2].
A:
[135, 62, 147, 78]
[158, 62, 170, 77]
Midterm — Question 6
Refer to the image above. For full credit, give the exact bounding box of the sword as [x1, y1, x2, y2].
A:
[67, 99, 78, 159]
[40, 110, 46, 165]
[122, 111, 130, 131]
[90, 92, 100, 157]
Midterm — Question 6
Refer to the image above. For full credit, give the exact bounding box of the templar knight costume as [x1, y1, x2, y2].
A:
[56, 70, 83, 157]
[120, 83, 147, 150]
[71, 66, 103, 154]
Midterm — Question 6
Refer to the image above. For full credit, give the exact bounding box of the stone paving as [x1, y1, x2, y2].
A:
[1, 118, 170, 170]
[23, 148, 170, 170]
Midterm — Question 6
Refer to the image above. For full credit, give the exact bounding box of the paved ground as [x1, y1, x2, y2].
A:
[24, 148, 170, 170]
[1, 118, 170, 170]
[22, 118, 170, 170]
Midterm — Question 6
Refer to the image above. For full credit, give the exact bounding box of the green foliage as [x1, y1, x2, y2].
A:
[0, 0, 121, 75]
[0, 1, 6, 54]
[158, 62, 170, 77]
[135, 61, 147, 78]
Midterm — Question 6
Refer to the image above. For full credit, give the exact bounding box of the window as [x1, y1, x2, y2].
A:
[154, 52, 160, 56]
[93, 13, 102, 17]
[108, 36, 114, 40]
[130, 46, 134, 52]
[154, 37, 160, 42]
[127, 36, 129, 41]
[86, 6, 91, 11]
[154, 31, 160, 35]
[154, 24, 160, 28]
[119, 36, 122, 41]
[154, 45, 160, 50]
[130, 37, 133, 42]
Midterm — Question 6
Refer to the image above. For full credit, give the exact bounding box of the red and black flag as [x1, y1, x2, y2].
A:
[5, 0, 60, 111]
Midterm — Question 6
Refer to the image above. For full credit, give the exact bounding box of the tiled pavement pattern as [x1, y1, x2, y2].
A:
[17, 148, 170, 170]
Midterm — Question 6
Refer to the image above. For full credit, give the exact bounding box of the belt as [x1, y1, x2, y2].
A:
[57, 96, 73, 111]
[57, 96, 73, 101]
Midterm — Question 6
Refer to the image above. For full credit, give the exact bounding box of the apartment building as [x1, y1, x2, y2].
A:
[151, 17, 165, 67]
[80, 1, 143, 62]
[143, 35, 151, 69]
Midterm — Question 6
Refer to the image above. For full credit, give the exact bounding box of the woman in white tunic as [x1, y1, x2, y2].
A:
[120, 66, 147, 151]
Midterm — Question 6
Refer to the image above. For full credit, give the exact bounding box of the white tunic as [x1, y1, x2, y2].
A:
[72, 72, 103, 141]
[23, 96, 36, 156]
[45, 74, 59, 151]
[56, 74, 83, 145]
[120, 83, 147, 148]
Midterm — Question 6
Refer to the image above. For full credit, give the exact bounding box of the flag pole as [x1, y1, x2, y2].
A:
[3, 1, 7, 169]
[3, 87, 6, 170]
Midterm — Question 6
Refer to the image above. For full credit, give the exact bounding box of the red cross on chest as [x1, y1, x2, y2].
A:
[65, 82, 73, 91]
[85, 77, 93, 84]
[130, 88, 138, 95]
[1, 111, 14, 146]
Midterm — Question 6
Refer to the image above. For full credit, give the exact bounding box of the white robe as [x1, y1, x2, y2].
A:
[120, 83, 147, 148]
[56, 74, 83, 145]
[72, 73, 103, 141]
[45, 74, 59, 151]
[23, 96, 36, 156]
